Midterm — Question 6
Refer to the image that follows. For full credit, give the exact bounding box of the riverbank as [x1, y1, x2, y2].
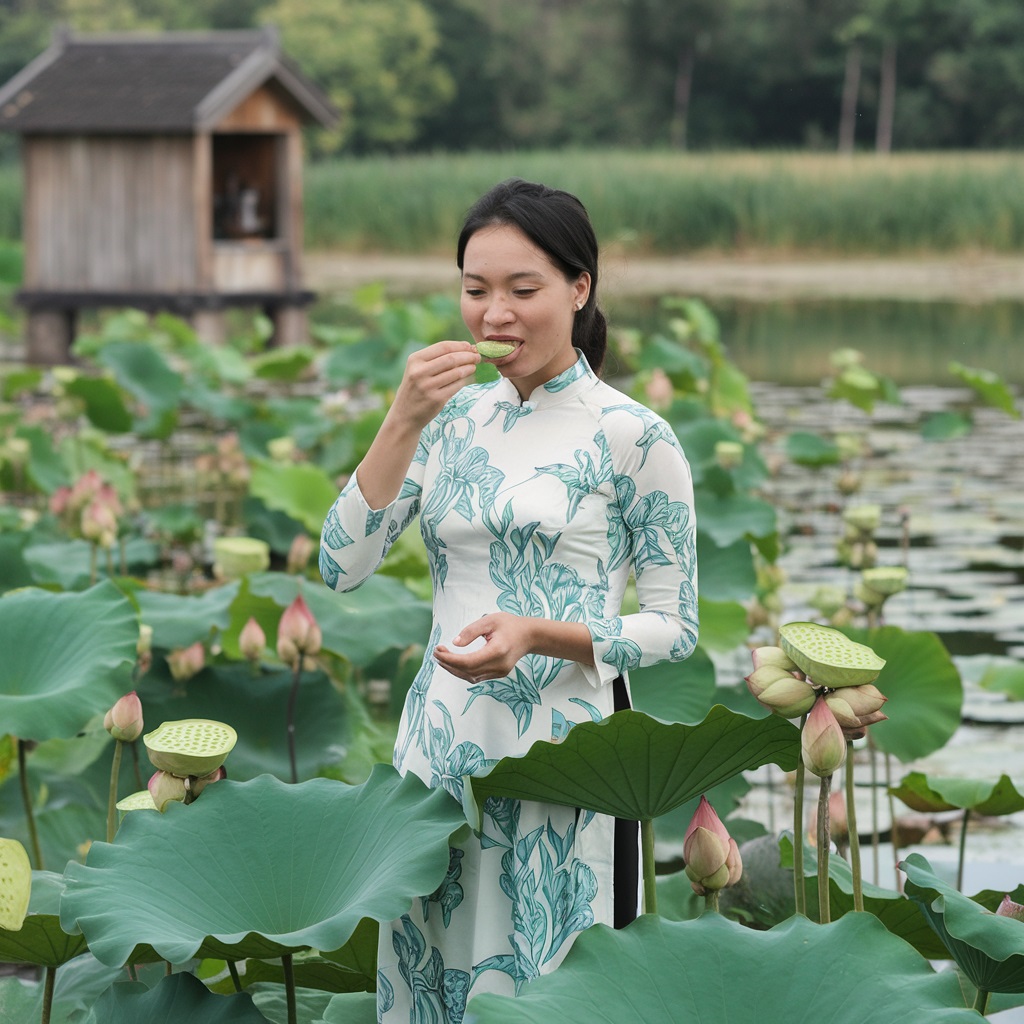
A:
[306, 251, 1024, 302]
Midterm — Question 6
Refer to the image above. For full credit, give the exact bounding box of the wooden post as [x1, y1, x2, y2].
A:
[26, 309, 75, 365]
[270, 305, 307, 348]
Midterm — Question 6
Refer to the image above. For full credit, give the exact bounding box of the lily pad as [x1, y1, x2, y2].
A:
[949, 361, 1020, 418]
[979, 663, 1024, 700]
[466, 912, 979, 1023]
[842, 627, 962, 762]
[891, 772, 1024, 817]
[784, 431, 841, 467]
[60, 767, 466, 967]
[83, 972, 265, 1023]
[467, 706, 799, 826]
[0, 581, 138, 741]
[902, 852, 1024, 993]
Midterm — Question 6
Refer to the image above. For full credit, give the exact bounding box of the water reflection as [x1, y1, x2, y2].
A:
[606, 297, 1024, 386]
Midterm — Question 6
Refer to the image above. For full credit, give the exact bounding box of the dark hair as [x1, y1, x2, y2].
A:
[456, 178, 608, 374]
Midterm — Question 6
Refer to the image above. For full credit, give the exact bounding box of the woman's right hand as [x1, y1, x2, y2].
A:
[391, 340, 480, 431]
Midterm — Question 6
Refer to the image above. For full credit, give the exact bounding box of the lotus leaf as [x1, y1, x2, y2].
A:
[466, 912, 979, 1022]
[467, 706, 799, 825]
[902, 852, 1024, 994]
[0, 871, 88, 967]
[0, 582, 138, 741]
[60, 767, 466, 967]
[891, 772, 1024, 817]
[629, 646, 716, 724]
[83, 972, 265, 1023]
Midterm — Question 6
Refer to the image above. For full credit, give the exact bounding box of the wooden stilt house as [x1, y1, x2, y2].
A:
[0, 27, 337, 363]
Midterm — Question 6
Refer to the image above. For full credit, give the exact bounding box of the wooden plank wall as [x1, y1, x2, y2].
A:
[23, 135, 198, 291]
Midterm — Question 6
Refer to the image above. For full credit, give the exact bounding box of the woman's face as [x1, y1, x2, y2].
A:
[460, 223, 590, 399]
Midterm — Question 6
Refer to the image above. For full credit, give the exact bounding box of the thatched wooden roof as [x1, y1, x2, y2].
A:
[0, 27, 337, 134]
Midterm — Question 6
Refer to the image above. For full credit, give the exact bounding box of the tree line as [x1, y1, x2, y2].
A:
[1, 0, 1023, 155]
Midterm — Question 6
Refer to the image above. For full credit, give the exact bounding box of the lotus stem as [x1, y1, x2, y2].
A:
[641, 818, 657, 915]
[106, 739, 124, 844]
[973, 988, 990, 1015]
[817, 773, 832, 924]
[845, 741, 864, 912]
[130, 741, 143, 790]
[18, 739, 44, 870]
[40, 965, 55, 1024]
[869, 733, 880, 886]
[885, 751, 900, 890]
[287, 662, 302, 784]
[957, 808, 971, 893]
[792, 722, 807, 917]
[227, 960, 243, 993]
[89, 542, 98, 586]
[703, 889, 720, 914]
[282, 953, 297, 1024]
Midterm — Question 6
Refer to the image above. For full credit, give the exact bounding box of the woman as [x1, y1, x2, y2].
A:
[320, 178, 698, 1021]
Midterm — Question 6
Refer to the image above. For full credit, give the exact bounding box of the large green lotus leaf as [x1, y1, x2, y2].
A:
[902, 852, 1024, 993]
[776, 834, 949, 958]
[921, 410, 973, 441]
[466, 912, 978, 1023]
[696, 597, 750, 652]
[245, 982, 335, 1024]
[249, 459, 339, 536]
[0, 532, 34, 592]
[468, 706, 799, 825]
[842, 627, 962, 761]
[83, 972, 265, 1024]
[137, 662, 349, 781]
[250, 345, 317, 381]
[94, 341, 184, 439]
[16, 424, 69, 493]
[23, 537, 159, 590]
[630, 645, 716, 724]
[979, 662, 1024, 700]
[0, 871, 88, 967]
[315, 991, 378, 1023]
[247, 572, 431, 667]
[693, 492, 776, 547]
[0, 977, 42, 1022]
[949, 361, 1020, 418]
[0, 581, 137, 741]
[694, 535, 756, 601]
[891, 772, 1024, 816]
[61, 375, 134, 433]
[135, 582, 240, 651]
[784, 430, 841, 467]
[242, 955, 372, 995]
[60, 767, 466, 967]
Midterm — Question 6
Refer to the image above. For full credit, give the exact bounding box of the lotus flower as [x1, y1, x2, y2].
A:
[746, 647, 816, 719]
[801, 697, 847, 777]
[276, 594, 322, 668]
[239, 617, 266, 663]
[148, 770, 188, 812]
[287, 533, 314, 575]
[166, 641, 205, 682]
[683, 795, 742, 895]
[824, 683, 888, 731]
[103, 691, 144, 742]
[996, 895, 1024, 922]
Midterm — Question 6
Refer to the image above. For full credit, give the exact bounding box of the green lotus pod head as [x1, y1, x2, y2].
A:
[808, 585, 847, 618]
[861, 566, 908, 597]
[779, 621, 886, 688]
[116, 789, 158, 817]
[842, 504, 881, 533]
[475, 340, 516, 359]
[0, 838, 31, 931]
[212, 537, 270, 581]
[144, 719, 237, 777]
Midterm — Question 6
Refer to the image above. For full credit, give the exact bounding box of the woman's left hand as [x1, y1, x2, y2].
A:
[433, 613, 534, 684]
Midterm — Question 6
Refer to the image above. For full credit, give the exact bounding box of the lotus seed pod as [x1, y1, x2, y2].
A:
[144, 719, 237, 778]
[475, 340, 516, 359]
[801, 698, 848, 778]
[779, 621, 885, 688]
[843, 504, 881, 534]
[808, 585, 847, 619]
[116, 789, 158, 818]
[861, 566, 908, 597]
[0, 838, 31, 931]
[212, 537, 270, 581]
[715, 440, 744, 470]
[836, 470, 861, 496]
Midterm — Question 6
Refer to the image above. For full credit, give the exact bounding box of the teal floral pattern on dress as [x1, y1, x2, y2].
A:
[320, 352, 699, 1021]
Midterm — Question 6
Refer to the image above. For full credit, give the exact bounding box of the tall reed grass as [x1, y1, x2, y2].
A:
[303, 150, 1024, 255]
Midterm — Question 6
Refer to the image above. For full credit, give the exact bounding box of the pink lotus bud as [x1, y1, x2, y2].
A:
[148, 770, 187, 812]
[644, 368, 673, 410]
[103, 691, 144, 742]
[801, 697, 847, 777]
[287, 533, 314, 575]
[166, 641, 205, 682]
[186, 766, 226, 799]
[750, 646, 801, 675]
[49, 485, 72, 517]
[276, 595, 322, 667]
[825, 684, 888, 730]
[70, 469, 103, 508]
[745, 665, 817, 719]
[683, 796, 741, 894]
[80, 499, 119, 548]
[239, 617, 266, 663]
[996, 895, 1024, 922]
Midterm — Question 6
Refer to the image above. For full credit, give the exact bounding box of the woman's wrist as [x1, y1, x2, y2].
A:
[526, 617, 595, 668]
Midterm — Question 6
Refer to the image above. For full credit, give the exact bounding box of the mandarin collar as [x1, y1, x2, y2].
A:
[494, 350, 597, 411]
